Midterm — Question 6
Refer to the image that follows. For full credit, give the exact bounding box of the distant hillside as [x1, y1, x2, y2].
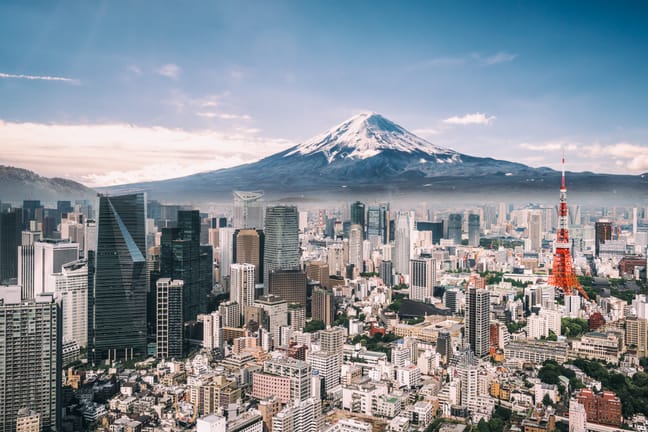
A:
[0, 165, 95, 203]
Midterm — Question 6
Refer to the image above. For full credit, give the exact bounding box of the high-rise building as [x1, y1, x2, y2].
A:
[444, 288, 459, 313]
[312, 288, 335, 326]
[288, 303, 306, 331]
[465, 286, 490, 357]
[160, 210, 211, 322]
[268, 269, 307, 307]
[569, 399, 587, 432]
[447, 214, 463, 245]
[350, 201, 365, 236]
[255, 294, 288, 346]
[308, 351, 340, 393]
[0, 210, 20, 283]
[468, 214, 480, 247]
[233, 191, 264, 230]
[218, 227, 235, 286]
[18, 230, 42, 300]
[436, 330, 452, 364]
[200, 310, 223, 352]
[219, 301, 241, 328]
[0, 292, 61, 431]
[415, 221, 444, 245]
[380, 260, 393, 287]
[230, 263, 256, 309]
[348, 224, 363, 271]
[457, 349, 478, 410]
[367, 204, 388, 244]
[594, 220, 613, 257]
[272, 398, 322, 432]
[409, 257, 436, 302]
[34, 239, 79, 295]
[393, 212, 410, 275]
[264, 206, 300, 288]
[91, 193, 147, 362]
[233, 229, 264, 284]
[306, 261, 329, 289]
[156, 278, 184, 359]
[528, 212, 543, 252]
[55, 260, 88, 347]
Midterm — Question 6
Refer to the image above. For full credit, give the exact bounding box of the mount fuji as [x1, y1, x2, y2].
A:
[105, 112, 648, 203]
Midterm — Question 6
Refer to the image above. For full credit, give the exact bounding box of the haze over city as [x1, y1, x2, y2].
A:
[1, 1, 648, 187]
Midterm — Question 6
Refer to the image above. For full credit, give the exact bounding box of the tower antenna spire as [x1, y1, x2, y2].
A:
[561, 149, 566, 190]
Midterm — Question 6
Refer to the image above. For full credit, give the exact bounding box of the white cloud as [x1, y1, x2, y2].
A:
[480, 51, 517, 65]
[196, 112, 252, 120]
[519, 141, 579, 152]
[0, 72, 79, 84]
[0, 119, 293, 187]
[443, 112, 495, 125]
[127, 65, 142, 76]
[156, 63, 181, 79]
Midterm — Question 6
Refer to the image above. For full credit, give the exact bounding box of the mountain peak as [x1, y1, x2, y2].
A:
[285, 112, 453, 163]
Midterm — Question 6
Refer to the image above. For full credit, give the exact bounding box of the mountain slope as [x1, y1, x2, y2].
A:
[0, 165, 95, 203]
[104, 113, 648, 204]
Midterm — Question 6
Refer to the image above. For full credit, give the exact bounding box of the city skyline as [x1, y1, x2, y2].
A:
[1, 1, 648, 187]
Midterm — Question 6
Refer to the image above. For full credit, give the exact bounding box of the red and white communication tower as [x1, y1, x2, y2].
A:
[548, 155, 590, 299]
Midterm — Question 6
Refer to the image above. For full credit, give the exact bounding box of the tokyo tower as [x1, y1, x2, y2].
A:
[548, 155, 589, 300]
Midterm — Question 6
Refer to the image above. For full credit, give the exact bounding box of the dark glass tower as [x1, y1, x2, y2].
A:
[160, 210, 211, 322]
[447, 213, 463, 245]
[468, 214, 480, 247]
[0, 210, 21, 283]
[91, 193, 147, 363]
[350, 201, 366, 238]
[367, 204, 388, 244]
[263, 206, 300, 289]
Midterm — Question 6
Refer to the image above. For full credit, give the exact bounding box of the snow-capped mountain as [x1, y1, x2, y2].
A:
[104, 113, 648, 203]
[285, 112, 457, 162]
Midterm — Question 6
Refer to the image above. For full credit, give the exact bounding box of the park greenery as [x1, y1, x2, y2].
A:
[386, 292, 408, 313]
[303, 319, 325, 333]
[561, 317, 589, 337]
[351, 332, 400, 361]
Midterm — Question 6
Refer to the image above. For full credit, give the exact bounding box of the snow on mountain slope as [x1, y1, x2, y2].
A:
[285, 112, 456, 163]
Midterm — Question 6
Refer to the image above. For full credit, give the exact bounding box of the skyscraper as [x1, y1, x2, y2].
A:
[0, 292, 61, 432]
[350, 201, 365, 236]
[528, 212, 543, 252]
[436, 330, 452, 364]
[393, 212, 410, 275]
[367, 204, 388, 244]
[34, 239, 79, 296]
[91, 193, 147, 362]
[465, 286, 490, 357]
[55, 260, 88, 347]
[348, 224, 363, 271]
[233, 228, 264, 284]
[160, 210, 210, 322]
[18, 230, 42, 300]
[268, 269, 307, 307]
[0, 210, 20, 283]
[156, 278, 184, 359]
[409, 257, 436, 302]
[595, 219, 613, 257]
[230, 263, 256, 308]
[264, 206, 300, 289]
[233, 191, 264, 229]
[447, 213, 463, 245]
[312, 287, 335, 326]
[468, 214, 480, 247]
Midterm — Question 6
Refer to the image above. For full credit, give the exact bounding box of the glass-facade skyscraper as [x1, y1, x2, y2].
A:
[263, 206, 300, 290]
[91, 193, 147, 363]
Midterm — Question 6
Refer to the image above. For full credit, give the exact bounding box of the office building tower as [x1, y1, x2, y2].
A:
[230, 263, 256, 308]
[55, 260, 88, 347]
[233, 191, 264, 229]
[288, 303, 306, 331]
[0, 210, 20, 283]
[258, 357, 312, 403]
[34, 240, 79, 295]
[200, 310, 223, 351]
[160, 210, 210, 322]
[308, 351, 340, 393]
[84, 220, 97, 257]
[466, 286, 490, 357]
[0, 292, 61, 432]
[312, 288, 335, 326]
[233, 229, 264, 284]
[306, 261, 329, 288]
[457, 350, 478, 409]
[436, 330, 452, 364]
[268, 269, 307, 307]
[156, 278, 184, 359]
[218, 227, 235, 285]
[255, 294, 288, 346]
[468, 214, 480, 247]
[367, 204, 388, 244]
[263, 206, 300, 288]
[91, 193, 147, 362]
[326, 243, 345, 277]
[595, 220, 613, 257]
[528, 212, 543, 252]
[393, 212, 411, 275]
[447, 213, 463, 245]
[348, 224, 363, 271]
[272, 398, 322, 432]
[416, 221, 444, 245]
[409, 257, 436, 302]
[219, 301, 241, 328]
[21, 200, 42, 228]
[350, 201, 365, 235]
[444, 288, 459, 313]
[18, 230, 42, 300]
[380, 260, 393, 287]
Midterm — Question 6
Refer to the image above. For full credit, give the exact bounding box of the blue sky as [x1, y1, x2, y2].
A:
[1, 1, 647, 186]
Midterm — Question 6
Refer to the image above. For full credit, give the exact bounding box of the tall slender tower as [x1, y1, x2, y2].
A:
[548, 156, 589, 299]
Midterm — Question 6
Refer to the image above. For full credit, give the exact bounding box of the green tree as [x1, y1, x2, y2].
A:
[542, 394, 553, 407]
[303, 320, 325, 333]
